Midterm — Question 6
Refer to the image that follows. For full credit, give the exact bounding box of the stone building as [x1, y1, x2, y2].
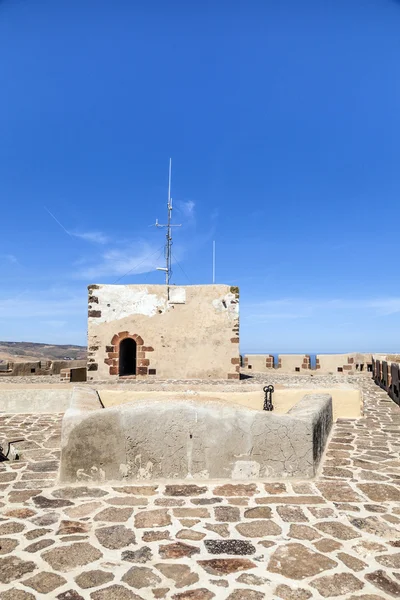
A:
[87, 284, 240, 381]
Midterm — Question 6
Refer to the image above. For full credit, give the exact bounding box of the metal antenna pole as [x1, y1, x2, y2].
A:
[155, 159, 181, 285]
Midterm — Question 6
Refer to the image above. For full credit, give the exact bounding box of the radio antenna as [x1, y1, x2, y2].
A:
[155, 159, 181, 285]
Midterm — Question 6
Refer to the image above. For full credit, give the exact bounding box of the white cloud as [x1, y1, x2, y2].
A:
[75, 241, 165, 280]
[72, 231, 109, 244]
[176, 200, 196, 225]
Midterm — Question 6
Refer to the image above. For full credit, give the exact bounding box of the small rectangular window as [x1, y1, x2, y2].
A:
[337, 367, 343, 372]
[295, 367, 300, 372]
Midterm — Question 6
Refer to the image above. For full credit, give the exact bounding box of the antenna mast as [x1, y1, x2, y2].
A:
[155, 159, 181, 285]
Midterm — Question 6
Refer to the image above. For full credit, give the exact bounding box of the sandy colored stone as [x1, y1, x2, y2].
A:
[122, 566, 161, 589]
[106, 496, 148, 506]
[0, 590, 36, 600]
[113, 485, 158, 496]
[53, 486, 108, 499]
[23, 571, 67, 593]
[215, 506, 240, 522]
[165, 485, 207, 496]
[179, 519, 201, 528]
[155, 564, 199, 588]
[275, 584, 312, 600]
[243, 506, 272, 519]
[358, 483, 400, 502]
[236, 520, 281, 537]
[226, 592, 263, 600]
[308, 506, 335, 518]
[205, 523, 230, 538]
[236, 574, 268, 585]
[25, 527, 52, 540]
[311, 573, 364, 597]
[94, 507, 133, 522]
[315, 481, 361, 502]
[352, 540, 387, 557]
[211, 579, 229, 587]
[8, 490, 41, 503]
[121, 547, 152, 563]
[24, 538, 54, 552]
[315, 521, 360, 540]
[0, 521, 25, 535]
[214, 484, 257, 497]
[143, 530, 170, 542]
[173, 508, 209, 518]
[0, 556, 37, 584]
[255, 496, 324, 505]
[3, 508, 35, 518]
[135, 509, 171, 528]
[152, 589, 170, 599]
[159, 542, 200, 559]
[349, 516, 398, 538]
[43, 542, 102, 572]
[75, 569, 114, 589]
[191, 497, 223, 505]
[289, 524, 320, 541]
[376, 552, 400, 569]
[337, 552, 367, 572]
[313, 538, 342, 552]
[268, 543, 337, 580]
[95, 525, 136, 549]
[33, 495, 73, 508]
[264, 483, 286, 494]
[198, 558, 255, 575]
[31, 512, 59, 526]
[277, 506, 308, 522]
[176, 529, 205, 541]
[64, 501, 103, 518]
[229, 498, 250, 506]
[0, 538, 18, 554]
[0, 473, 17, 483]
[90, 585, 142, 599]
[57, 520, 91, 535]
[172, 590, 215, 600]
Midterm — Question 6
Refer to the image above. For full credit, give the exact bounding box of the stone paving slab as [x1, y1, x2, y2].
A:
[0, 375, 399, 598]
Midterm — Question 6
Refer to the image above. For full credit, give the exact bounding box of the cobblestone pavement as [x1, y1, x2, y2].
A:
[0, 376, 399, 599]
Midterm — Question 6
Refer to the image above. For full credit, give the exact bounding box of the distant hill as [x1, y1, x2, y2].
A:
[0, 341, 87, 362]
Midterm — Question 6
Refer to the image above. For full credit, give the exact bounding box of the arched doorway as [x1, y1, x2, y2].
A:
[119, 338, 137, 376]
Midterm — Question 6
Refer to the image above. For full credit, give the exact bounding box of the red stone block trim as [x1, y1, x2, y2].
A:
[106, 332, 153, 377]
[228, 373, 240, 380]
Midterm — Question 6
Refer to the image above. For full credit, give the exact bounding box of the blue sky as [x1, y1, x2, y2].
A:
[1, 0, 400, 353]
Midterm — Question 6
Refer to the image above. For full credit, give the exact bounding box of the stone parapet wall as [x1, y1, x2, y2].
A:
[59, 387, 333, 482]
[372, 356, 400, 406]
[243, 353, 373, 374]
[0, 359, 86, 378]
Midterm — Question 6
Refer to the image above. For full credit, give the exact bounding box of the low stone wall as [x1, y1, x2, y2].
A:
[243, 353, 373, 374]
[60, 366, 87, 383]
[0, 359, 86, 377]
[243, 354, 309, 372]
[0, 389, 72, 413]
[59, 387, 333, 483]
[372, 357, 400, 406]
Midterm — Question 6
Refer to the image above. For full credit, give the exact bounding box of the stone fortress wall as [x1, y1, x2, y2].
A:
[0, 359, 86, 377]
[372, 355, 400, 406]
[243, 352, 374, 374]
